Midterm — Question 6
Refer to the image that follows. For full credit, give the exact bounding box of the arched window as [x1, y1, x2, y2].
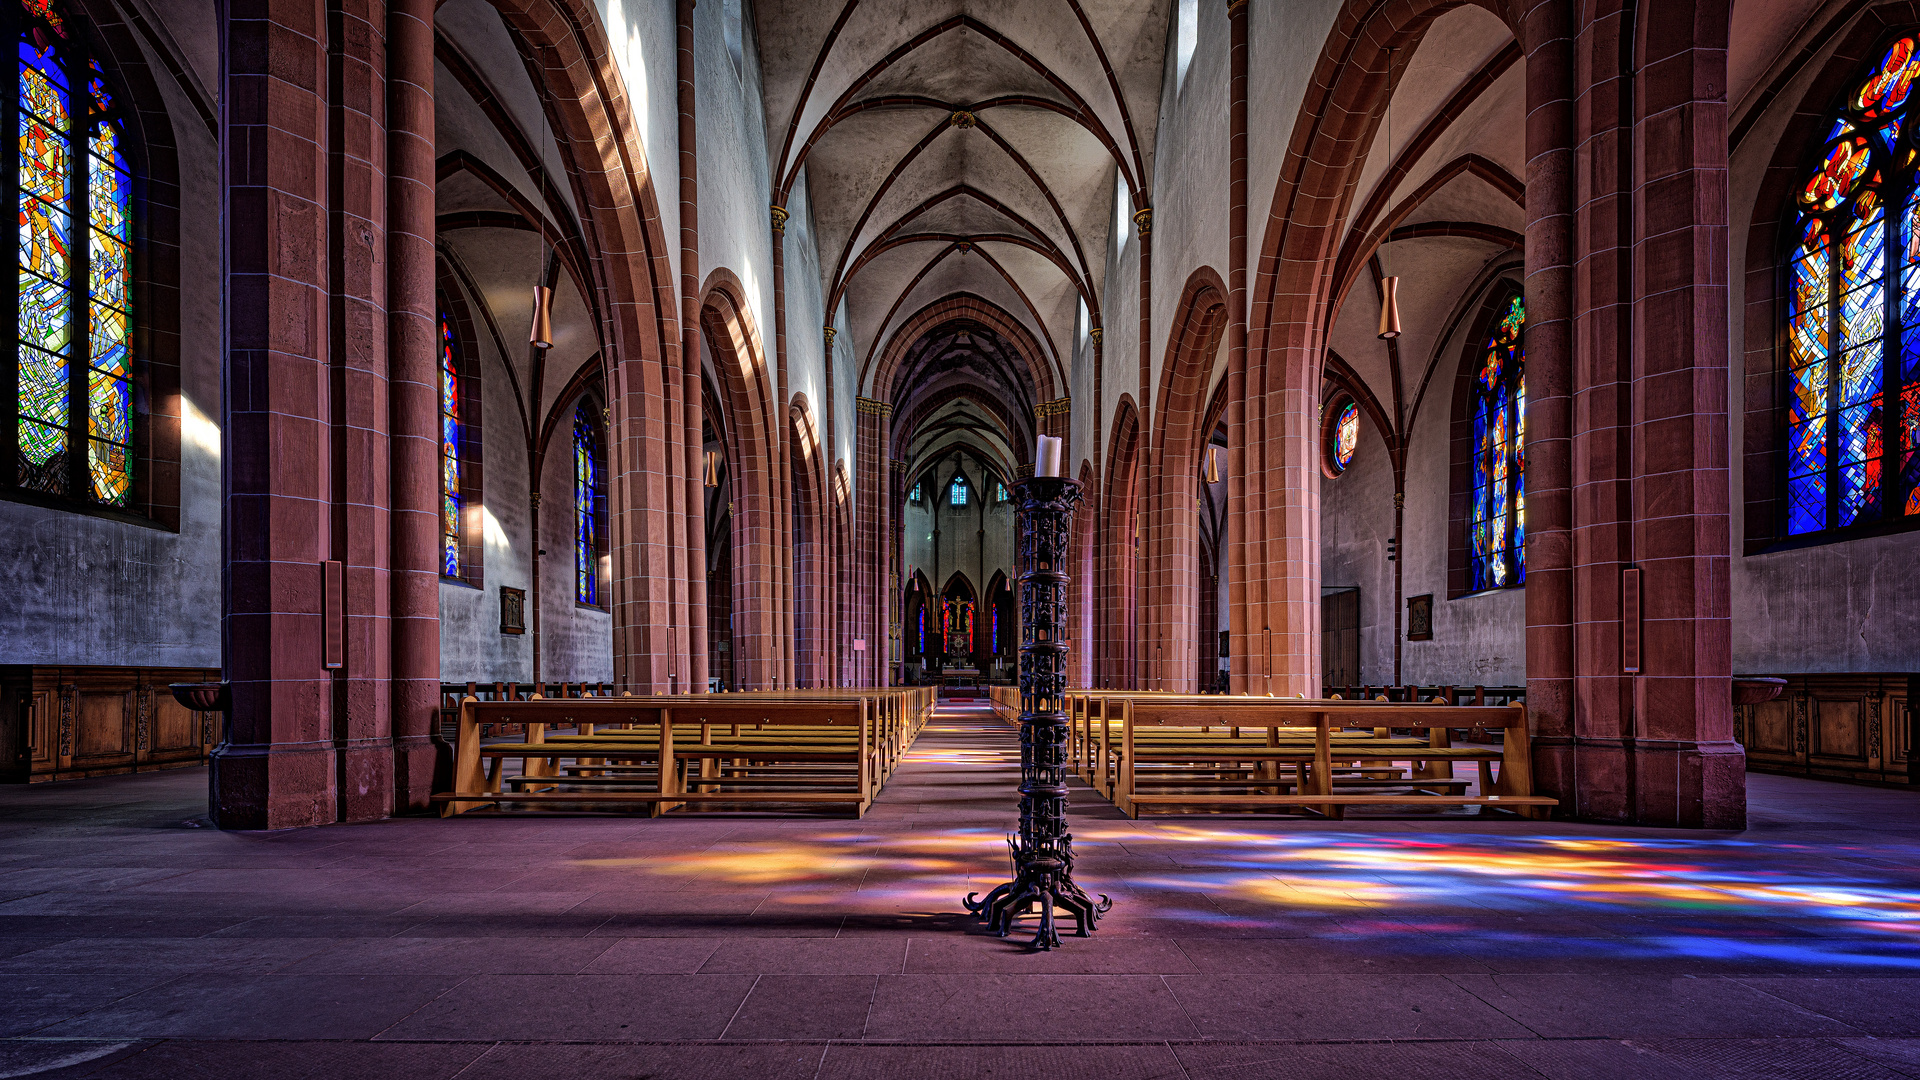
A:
[1322, 397, 1359, 477]
[12, 0, 135, 507]
[1784, 37, 1920, 536]
[439, 315, 464, 577]
[949, 478, 968, 506]
[573, 400, 606, 607]
[1468, 294, 1525, 591]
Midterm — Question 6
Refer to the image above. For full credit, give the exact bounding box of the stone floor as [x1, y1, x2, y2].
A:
[4, 704, 1920, 1079]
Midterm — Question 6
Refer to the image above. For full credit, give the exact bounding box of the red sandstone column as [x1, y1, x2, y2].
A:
[388, 0, 438, 811]
[855, 398, 887, 687]
[332, 0, 394, 824]
[677, 0, 703, 693]
[215, 0, 338, 829]
[1226, 0, 1250, 694]
[1521, 0, 1578, 804]
[1566, 5, 1637, 820]
[1135, 214, 1153, 690]
[1628, 3, 1741, 827]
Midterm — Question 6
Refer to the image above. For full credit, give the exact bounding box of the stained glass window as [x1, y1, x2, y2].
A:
[12, 0, 134, 507]
[909, 481, 920, 502]
[1785, 37, 1920, 535]
[1469, 294, 1526, 591]
[440, 315, 462, 577]
[949, 479, 967, 506]
[574, 401, 600, 606]
[1324, 399, 1360, 476]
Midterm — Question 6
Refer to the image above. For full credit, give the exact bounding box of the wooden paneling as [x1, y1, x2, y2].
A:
[1, 667, 219, 783]
[1735, 673, 1914, 787]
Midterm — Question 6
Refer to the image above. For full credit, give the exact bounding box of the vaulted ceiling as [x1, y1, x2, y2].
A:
[757, 0, 1172, 473]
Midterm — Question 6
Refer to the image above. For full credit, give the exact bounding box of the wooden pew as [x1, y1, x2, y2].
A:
[434, 689, 931, 818]
[1088, 696, 1553, 819]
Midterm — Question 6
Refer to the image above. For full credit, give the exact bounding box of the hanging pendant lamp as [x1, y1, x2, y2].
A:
[703, 449, 721, 487]
[1376, 47, 1404, 342]
[1377, 275, 1402, 340]
[529, 285, 554, 349]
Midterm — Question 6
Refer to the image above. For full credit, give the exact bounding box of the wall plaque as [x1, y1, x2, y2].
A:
[500, 587, 526, 635]
[1406, 593, 1433, 641]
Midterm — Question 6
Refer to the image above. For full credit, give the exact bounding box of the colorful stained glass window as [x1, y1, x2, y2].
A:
[1786, 37, 1920, 535]
[13, 1, 132, 506]
[440, 315, 462, 577]
[574, 401, 599, 606]
[1326, 400, 1360, 475]
[1469, 293, 1526, 592]
[949, 479, 968, 506]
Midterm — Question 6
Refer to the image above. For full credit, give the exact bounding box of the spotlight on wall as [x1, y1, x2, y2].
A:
[703, 449, 721, 487]
[1202, 445, 1222, 485]
[529, 285, 555, 349]
[1377, 275, 1402, 340]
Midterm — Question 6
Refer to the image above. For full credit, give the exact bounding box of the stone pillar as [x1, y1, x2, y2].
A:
[215, 0, 348, 829]
[329, 0, 394, 824]
[1522, 0, 1579, 806]
[387, 0, 439, 811]
[1624, 3, 1741, 826]
[856, 398, 890, 687]
[1226, 0, 1250, 695]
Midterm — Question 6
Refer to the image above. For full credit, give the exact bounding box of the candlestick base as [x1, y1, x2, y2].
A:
[965, 835, 1111, 950]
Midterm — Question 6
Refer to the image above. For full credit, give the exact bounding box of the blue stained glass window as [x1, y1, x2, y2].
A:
[949, 479, 967, 506]
[13, 1, 133, 506]
[1787, 36, 1920, 534]
[440, 315, 462, 577]
[574, 402, 601, 606]
[1469, 294, 1526, 592]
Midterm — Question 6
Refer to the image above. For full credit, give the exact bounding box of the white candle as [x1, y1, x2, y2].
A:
[1036, 435, 1062, 478]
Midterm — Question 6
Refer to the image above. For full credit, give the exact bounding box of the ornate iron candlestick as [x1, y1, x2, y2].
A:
[965, 475, 1109, 948]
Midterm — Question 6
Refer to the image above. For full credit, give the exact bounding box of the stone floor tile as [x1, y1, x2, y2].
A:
[699, 935, 907, 974]
[1173, 1039, 1549, 1080]
[67, 1039, 489, 1080]
[861, 974, 1201, 1041]
[1450, 974, 1865, 1038]
[580, 936, 724, 973]
[1735, 977, 1920, 1036]
[1163, 972, 1535, 1040]
[458, 1042, 827, 1080]
[0, 975, 178, 1037]
[904, 933, 1197, 973]
[722, 973, 878, 1038]
[818, 1043, 1186, 1080]
[1173, 934, 1493, 974]
[282, 935, 617, 975]
[374, 973, 756, 1041]
[34, 973, 460, 1040]
[0, 936, 334, 975]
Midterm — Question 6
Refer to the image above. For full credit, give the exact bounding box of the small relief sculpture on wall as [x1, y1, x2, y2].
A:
[1406, 594, 1433, 641]
[500, 587, 526, 635]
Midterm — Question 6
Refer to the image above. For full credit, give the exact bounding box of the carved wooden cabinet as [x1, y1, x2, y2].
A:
[1734, 673, 1915, 786]
[0, 666, 220, 783]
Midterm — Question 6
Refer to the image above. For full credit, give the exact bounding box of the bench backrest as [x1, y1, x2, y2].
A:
[1119, 699, 1526, 730]
[465, 697, 870, 729]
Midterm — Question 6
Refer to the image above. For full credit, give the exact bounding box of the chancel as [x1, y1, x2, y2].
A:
[3, 0, 1920, 1073]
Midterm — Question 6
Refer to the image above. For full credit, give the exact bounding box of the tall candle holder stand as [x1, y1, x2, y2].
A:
[964, 475, 1109, 948]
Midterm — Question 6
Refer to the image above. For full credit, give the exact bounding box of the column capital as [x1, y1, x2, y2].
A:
[857, 397, 892, 417]
[1132, 208, 1153, 236]
[770, 204, 789, 233]
[823, 325, 837, 349]
[1088, 328, 1103, 346]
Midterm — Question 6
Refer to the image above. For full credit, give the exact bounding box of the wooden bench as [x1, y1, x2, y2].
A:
[433, 688, 932, 818]
[1082, 695, 1553, 819]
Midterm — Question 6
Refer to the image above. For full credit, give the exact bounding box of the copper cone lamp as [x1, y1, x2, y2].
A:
[530, 285, 554, 349]
[703, 449, 721, 487]
[1377, 275, 1402, 340]
[1203, 446, 1222, 485]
